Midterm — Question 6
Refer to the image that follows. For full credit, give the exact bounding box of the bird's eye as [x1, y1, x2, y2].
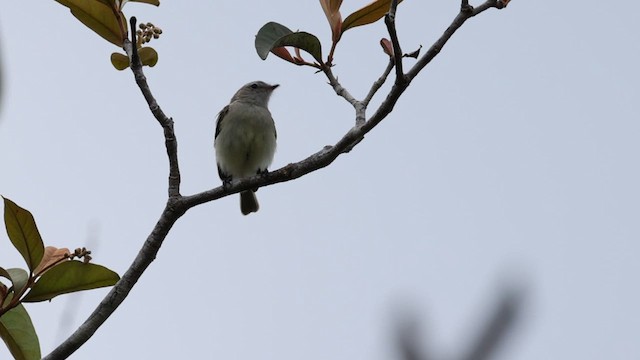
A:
[250, 83, 258, 89]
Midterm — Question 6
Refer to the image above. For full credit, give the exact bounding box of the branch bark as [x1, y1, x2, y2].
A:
[44, 2, 510, 358]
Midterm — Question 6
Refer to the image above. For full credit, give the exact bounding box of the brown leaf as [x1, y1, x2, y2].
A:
[34, 246, 70, 276]
[320, 0, 343, 42]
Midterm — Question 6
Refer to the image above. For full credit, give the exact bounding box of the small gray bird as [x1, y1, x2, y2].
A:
[214, 81, 278, 215]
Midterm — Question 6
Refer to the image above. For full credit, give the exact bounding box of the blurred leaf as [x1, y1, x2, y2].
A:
[23, 261, 119, 303]
[256, 22, 294, 60]
[0, 303, 41, 360]
[34, 247, 70, 276]
[342, 0, 403, 33]
[3, 198, 44, 273]
[6, 269, 28, 296]
[110, 52, 130, 70]
[139, 47, 159, 67]
[55, 0, 127, 46]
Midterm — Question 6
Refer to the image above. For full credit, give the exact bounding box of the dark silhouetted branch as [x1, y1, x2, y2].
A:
[385, 0, 407, 84]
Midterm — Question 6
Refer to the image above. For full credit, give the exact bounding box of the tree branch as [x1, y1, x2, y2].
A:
[45, 3, 510, 358]
[396, 287, 524, 360]
[363, 59, 394, 107]
[124, 17, 181, 198]
[407, 0, 507, 81]
[459, 287, 523, 360]
[43, 17, 187, 360]
[385, 0, 407, 84]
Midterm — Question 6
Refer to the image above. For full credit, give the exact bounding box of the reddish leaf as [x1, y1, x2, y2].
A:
[380, 38, 393, 57]
[320, 0, 343, 42]
[271, 47, 296, 63]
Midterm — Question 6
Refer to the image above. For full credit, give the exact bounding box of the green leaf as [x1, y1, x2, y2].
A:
[3, 198, 44, 273]
[110, 52, 130, 70]
[6, 269, 29, 296]
[272, 32, 323, 64]
[23, 261, 119, 303]
[139, 47, 159, 67]
[255, 22, 323, 64]
[256, 22, 294, 60]
[0, 304, 41, 360]
[342, 0, 403, 33]
[55, 0, 127, 46]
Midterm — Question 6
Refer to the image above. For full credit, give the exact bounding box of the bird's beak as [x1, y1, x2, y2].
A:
[271, 84, 280, 90]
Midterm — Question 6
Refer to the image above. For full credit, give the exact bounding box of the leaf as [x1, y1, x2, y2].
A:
[271, 47, 296, 63]
[110, 52, 130, 70]
[94, 0, 115, 8]
[0, 267, 10, 281]
[403, 45, 422, 59]
[380, 38, 393, 57]
[342, 0, 403, 33]
[3, 198, 44, 273]
[139, 47, 159, 67]
[272, 32, 323, 64]
[126, 0, 160, 5]
[34, 247, 70, 276]
[319, 0, 342, 14]
[0, 304, 41, 360]
[255, 22, 323, 64]
[256, 22, 294, 60]
[23, 261, 119, 303]
[6, 269, 29, 296]
[320, 0, 343, 42]
[55, 0, 127, 46]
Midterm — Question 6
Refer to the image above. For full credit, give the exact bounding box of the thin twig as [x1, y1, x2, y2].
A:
[322, 64, 359, 108]
[363, 59, 394, 106]
[124, 17, 181, 197]
[407, 0, 506, 81]
[321, 64, 366, 126]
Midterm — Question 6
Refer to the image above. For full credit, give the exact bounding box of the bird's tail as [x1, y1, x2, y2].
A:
[240, 190, 259, 215]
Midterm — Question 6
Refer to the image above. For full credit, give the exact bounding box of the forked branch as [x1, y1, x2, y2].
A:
[44, 2, 510, 358]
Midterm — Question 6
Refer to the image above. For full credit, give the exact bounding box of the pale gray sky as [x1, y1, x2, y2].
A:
[1, 1, 639, 359]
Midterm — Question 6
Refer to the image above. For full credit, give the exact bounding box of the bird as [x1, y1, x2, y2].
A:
[214, 81, 279, 215]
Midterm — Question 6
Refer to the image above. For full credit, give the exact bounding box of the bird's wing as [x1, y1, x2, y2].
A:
[215, 105, 230, 139]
